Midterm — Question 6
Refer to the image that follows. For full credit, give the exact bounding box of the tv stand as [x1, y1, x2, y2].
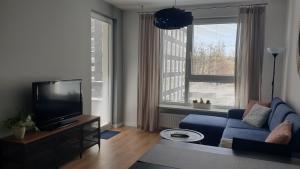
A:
[0, 115, 100, 169]
[40, 118, 79, 131]
[57, 118, 78, 129]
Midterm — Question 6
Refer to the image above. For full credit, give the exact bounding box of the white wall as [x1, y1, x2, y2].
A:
[122, 0, 288, 126]
[282, 0, 300, 113]
[123, 12, 139, 127]
[261, 0, 288, 101]
[0, 0, 123, 136]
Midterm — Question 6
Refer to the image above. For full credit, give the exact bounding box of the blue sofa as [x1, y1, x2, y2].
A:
[179, 98, 300, 155]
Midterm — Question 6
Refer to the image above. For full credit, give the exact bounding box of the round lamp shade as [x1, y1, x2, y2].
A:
[267, 48, 284, 55]
[154, 7, 193, 30]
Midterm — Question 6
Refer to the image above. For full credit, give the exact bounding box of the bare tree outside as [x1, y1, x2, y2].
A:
[160, 22, 237, 107]
[191, 42, 235, 76]
[189, 23, 237, 107]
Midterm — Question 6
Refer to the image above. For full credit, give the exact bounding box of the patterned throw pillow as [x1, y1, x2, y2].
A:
[265, 121, 293, 144]
[243, 104, 271, 128]
[243, 100, 271, 117]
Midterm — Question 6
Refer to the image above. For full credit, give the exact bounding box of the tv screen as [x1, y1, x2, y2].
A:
[32, 79, 82, 128]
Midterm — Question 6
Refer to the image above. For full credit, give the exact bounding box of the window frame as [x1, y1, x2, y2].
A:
[160, 17, 238, 108]
[90, 12, 114, 128]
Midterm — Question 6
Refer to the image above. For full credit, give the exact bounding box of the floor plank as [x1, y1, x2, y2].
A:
[61, 127, 160, 169]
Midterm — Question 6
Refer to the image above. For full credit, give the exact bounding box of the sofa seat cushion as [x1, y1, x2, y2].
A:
[226, 119, 269, 131]
[180, 114, 228, 130]
[269, 104, 295, 130]
[179, 114, 227, 146]
[222, 127, 270, 142]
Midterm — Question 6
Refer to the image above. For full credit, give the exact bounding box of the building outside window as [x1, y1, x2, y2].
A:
[161, 28, 187, 103]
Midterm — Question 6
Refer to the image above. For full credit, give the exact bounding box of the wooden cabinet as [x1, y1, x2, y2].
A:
[0, 115, 100, 169]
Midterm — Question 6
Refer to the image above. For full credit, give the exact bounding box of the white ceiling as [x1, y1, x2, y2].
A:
[104, 0, 259, 10]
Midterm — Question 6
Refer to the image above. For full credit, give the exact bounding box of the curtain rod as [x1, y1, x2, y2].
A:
[189, 2, 268, 11]
[137, 2, 268, 14]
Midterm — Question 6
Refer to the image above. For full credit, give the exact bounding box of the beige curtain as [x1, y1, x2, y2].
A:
[137, 14, 161, 132]
[235, 6, 266, 108]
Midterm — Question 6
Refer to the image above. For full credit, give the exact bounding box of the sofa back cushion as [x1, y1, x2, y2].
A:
[285, 113, 300, 152]
[268, 97, 284, 126]
[269, 104, 294, 130]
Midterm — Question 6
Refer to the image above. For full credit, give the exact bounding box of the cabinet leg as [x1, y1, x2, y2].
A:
[98, 119, 101, 150]
[80, 126, 83, 159]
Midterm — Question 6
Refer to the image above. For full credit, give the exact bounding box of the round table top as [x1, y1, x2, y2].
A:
[160, 128, 204, 143]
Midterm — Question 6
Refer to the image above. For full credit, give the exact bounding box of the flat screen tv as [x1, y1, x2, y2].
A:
[32, 79, 82, 130]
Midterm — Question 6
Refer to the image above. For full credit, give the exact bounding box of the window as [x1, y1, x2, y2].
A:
[160, 18, 237, 108]
[91, 13, 113, 127]
[161, 28, 187, 103]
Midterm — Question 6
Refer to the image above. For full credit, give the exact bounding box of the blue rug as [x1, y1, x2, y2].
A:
[100, 130, 120, 140]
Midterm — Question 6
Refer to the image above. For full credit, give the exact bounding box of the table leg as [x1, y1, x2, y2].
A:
[97, 118, 100, 150]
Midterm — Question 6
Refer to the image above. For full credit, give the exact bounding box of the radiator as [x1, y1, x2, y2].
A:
[159, 113, 187, 129]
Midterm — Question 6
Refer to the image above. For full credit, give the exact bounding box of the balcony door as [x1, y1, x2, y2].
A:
[91, 13, 113, 129]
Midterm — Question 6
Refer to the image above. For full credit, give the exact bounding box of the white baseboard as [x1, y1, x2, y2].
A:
[124, 121, 137, 127]
[101, 124, 112, 131]
[113, 123, 124, 128]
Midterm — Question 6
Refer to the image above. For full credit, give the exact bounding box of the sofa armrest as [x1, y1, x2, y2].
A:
[232, 138, 291, 157]
[227, 109, 245, 120]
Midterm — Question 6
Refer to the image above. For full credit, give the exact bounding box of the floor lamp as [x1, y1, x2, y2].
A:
[267, 48, 284, 100]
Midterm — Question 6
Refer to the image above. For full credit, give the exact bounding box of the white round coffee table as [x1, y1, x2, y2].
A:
[160, 128, 204, 143]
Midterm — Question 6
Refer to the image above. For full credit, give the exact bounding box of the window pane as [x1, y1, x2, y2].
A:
[189, 82, 235, 107]
[91, 17, 112, 126]
[192, 24, 237, 76]
[161, 28, 187, 103]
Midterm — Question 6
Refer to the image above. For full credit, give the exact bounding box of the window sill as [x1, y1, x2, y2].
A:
[159, 104, 229, 116]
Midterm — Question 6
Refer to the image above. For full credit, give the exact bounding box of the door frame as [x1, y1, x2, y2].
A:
[91, 12, 114, 130]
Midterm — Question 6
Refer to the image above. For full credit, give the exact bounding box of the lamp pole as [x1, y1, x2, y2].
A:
[267, 47, 284, 101]
[271, 53, 278, 99]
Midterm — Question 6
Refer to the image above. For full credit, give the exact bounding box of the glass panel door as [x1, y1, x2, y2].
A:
[91, 13, 113, 128]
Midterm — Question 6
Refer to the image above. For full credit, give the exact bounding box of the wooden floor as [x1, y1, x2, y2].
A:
[61, 127, 160, 169]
